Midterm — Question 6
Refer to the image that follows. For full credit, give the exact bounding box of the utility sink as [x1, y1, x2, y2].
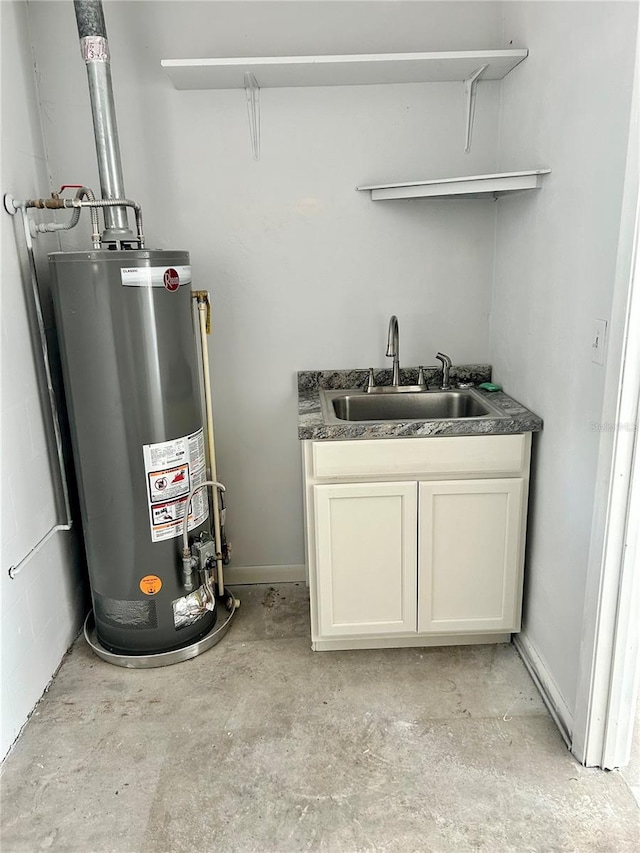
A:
[321, 388, 499, 423]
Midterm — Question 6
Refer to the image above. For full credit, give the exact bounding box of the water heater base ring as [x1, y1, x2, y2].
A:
[83, 591, 237, 668]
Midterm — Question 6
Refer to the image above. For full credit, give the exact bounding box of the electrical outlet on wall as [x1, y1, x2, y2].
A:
[591, 318, 608, 366]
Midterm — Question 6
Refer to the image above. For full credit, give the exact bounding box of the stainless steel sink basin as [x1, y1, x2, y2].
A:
[321, 389, 498, 423]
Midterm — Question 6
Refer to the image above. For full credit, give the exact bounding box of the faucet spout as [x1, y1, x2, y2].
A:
[386, 315, 400, 386]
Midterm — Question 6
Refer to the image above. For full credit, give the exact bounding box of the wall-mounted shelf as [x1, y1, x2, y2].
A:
[161, 49, 528, 90]
[357, 170, 551, 201]
[161, 49, 529, 158]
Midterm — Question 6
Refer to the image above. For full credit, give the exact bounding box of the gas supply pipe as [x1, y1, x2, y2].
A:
[192, 291, 228, 599]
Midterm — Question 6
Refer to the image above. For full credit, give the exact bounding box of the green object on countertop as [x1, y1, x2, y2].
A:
[478, 382, 503, 392]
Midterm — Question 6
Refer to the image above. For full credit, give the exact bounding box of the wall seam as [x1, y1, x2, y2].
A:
[487, 5, 508, 366]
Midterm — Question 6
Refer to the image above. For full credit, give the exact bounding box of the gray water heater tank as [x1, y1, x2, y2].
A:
[49, 249, 216, 654]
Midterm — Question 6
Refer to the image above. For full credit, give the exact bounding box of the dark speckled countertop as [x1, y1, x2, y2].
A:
[298, 366, 543, 440]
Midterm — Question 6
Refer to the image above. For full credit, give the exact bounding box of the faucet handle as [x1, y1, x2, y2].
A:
[417, 366, 427, 387]
[366, 367, 375, 391]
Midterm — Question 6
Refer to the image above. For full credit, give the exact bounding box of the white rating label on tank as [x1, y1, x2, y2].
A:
[121, 265, 192, 289]
[143, 428, 208, 542]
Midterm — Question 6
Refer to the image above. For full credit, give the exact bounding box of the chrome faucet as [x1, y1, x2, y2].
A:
[436, 352, 452, 390]
[386, 315, 400, 386]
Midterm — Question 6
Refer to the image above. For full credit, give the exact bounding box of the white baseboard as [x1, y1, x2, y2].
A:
[223, 564, 307, 585]
[513, 631, 574, 748]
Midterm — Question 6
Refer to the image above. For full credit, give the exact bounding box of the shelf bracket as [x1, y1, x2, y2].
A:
[463, 64, 488, 153]
[244, 72, 260, 160]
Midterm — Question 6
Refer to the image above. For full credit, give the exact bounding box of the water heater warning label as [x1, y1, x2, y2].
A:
[143, 428, 208, 542]
[149, 464, 190, 503]
[140, 575, 162, 595]
[121, 265, 192, 288]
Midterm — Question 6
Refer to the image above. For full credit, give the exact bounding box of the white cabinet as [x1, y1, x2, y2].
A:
[303, 433, 532, 651]
[314, 481, 417, 637]
[417, 479, 524, 635]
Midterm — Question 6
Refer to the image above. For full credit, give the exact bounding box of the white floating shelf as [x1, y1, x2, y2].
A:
[161, 49, 528, 90]
[357, 170, 551, 201]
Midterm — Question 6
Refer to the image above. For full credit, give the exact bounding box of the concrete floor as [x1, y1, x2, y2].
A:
[1, 583, 638, 853]
[621, 691, 640, 807]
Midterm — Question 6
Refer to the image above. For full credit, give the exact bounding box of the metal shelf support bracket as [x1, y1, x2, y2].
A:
[463, 64, 488, 153]
[244, 72, 260, 160]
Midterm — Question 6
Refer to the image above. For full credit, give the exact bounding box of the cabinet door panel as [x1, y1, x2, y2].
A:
[314, 482, 417, 636]
[418, 479, 524, 633]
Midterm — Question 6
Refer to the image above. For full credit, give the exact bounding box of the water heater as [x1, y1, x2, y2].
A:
[50, 250, 218, 654]
[6, 1, 236, 666]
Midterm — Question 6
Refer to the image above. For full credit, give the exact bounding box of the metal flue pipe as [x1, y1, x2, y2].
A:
[73, 0, 131, 239]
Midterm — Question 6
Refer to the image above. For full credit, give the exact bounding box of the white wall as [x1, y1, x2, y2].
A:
[1, 1, 85, 759]
[27, 1, 504, 572]
[491, 1, 638, 726]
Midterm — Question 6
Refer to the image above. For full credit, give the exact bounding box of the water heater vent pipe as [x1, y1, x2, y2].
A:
[74, 0, 131, 240]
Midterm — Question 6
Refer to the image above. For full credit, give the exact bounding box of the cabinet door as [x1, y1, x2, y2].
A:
[314, 482, 417, 636]
[418, 479, 525, 634]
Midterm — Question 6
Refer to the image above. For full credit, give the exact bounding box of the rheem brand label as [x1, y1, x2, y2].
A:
[163, 268, 180, 292]
[121, 265, 192, 288]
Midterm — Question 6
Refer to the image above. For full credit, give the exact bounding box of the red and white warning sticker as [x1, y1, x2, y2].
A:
[142, 428, 208, 542]
[149, 463, 190, 503]
[121, 265, 192, 289]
